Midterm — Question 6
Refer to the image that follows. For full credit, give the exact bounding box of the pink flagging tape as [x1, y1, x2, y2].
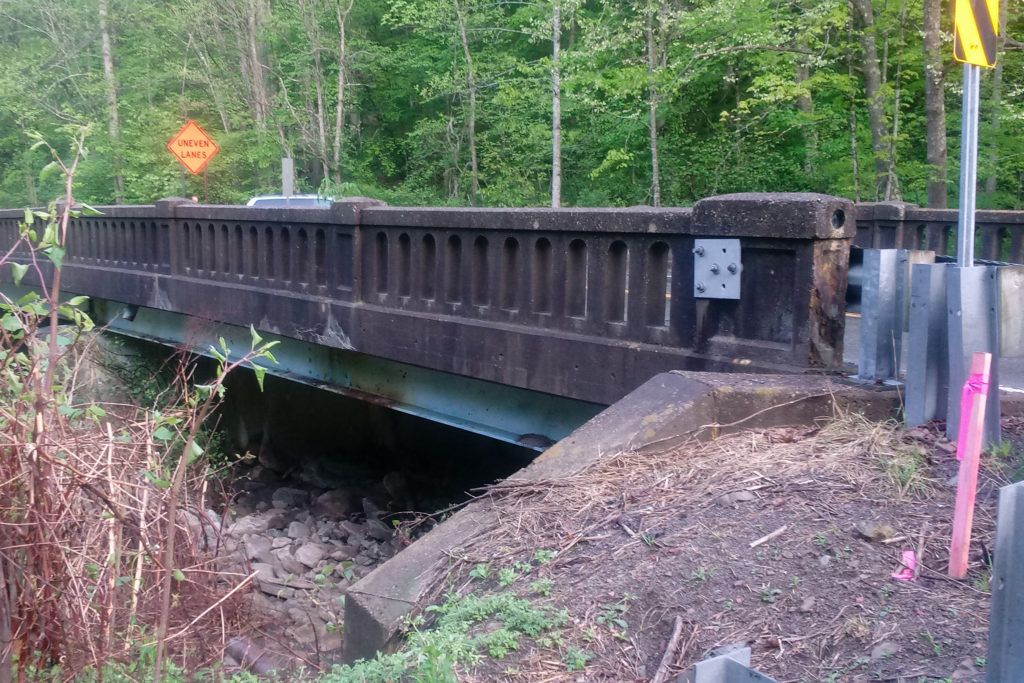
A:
[949, 352, 993, 579]
[956, 373, 991, 461]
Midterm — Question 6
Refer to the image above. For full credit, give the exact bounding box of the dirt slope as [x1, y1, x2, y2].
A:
[428, 414, 1022, 682]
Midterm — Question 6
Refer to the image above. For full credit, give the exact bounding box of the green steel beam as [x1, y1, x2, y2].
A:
[90, 299, 603, 449]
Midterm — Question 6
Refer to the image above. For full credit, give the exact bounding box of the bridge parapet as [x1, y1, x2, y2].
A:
[1, 193, 853, 405]
[856, 202, 1024, 263]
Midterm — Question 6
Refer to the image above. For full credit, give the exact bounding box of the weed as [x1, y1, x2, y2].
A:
[918, 631, 944, 656]
[469, 562, 492, 580]
[530, 578, 554, 596]
[596, 600, 630, 638]
[562, 646, 594, 671]
[814, 532, 828, 548]
[974, 572, 992, 593]
[881, 583, 893, 599]
[533, 549, 556, 564]
[690, 566, 715, 583]
[880, 444, 930, 497]
[824, 656, 870, 681]
[788, 575, 801, 589]
[498, 567, 517, 587]
[975, 656, 986, 667]
[759, 587, 782, 603]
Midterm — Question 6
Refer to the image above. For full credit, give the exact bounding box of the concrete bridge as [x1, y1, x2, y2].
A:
[2, 194, 1021, 445]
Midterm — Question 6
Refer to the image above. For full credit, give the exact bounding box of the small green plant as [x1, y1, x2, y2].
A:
[596, 599, 629, 639]
[469, 562, 492, 580]
[881, 583, 893, 598]
[562, 646, 594, 671]
[760, 587, 782, 603]
[498, 567, 517, 587]
[533, 549, 556, 564]
[880, 444, 929, 497]
[788, 575, 801, 589]
[690, 566, 715, 584]
[975, 656, 986, 667]
[974, 572, 992, 592]
[918, 631, 944, 656]
[814, 532, 828, 548]
[530, 578, 554, 596]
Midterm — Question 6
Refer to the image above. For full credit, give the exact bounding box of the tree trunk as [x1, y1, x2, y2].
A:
[453, 0, 479, 204]
[850, 0, 898, 201]
[983, 0, 1009, 199]
[189, 31, 232, 132]
[551, 0, 561, 208]
[333, 0, 355, 183]
[795, 57, 818, 177]
[847, 20, 861, 202]
[245, 0, 270, 130]
[922, 0, 947, 207]
[298, 0, 330, 179]
[646, 6, 661, 207]
[98, 0, 124, 203]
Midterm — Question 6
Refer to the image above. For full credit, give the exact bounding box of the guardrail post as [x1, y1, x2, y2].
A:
[987, 481, 1024, 682]
[905, 263, 949, 424]
[945, 266, 1000, 445]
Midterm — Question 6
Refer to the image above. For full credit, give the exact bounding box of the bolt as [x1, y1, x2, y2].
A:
[710, 264, 720, 275]
[727, 263, 738, 274]
[696, 282, 706, 293]
[693, 246, 705, 256]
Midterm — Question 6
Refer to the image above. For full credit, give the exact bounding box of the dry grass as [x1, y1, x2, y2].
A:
[427, 411, 1009, 682]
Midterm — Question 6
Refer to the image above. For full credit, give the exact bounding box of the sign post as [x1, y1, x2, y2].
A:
[166, 120, 220, 201]
[944, 0, 1001, 445]
[953, 0, 999, 265]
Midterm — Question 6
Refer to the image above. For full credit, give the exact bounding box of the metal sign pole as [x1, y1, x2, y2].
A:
[957, 62, 980, 267]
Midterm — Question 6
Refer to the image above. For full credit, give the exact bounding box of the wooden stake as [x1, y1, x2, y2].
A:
[949, 352, 992, 578]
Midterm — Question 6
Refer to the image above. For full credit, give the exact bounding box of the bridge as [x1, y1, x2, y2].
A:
[2, 194, 1021, 446]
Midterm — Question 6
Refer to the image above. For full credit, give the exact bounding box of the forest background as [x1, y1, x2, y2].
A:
[0, 0, 1021, 210]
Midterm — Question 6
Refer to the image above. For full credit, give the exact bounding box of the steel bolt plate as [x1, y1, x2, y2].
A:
[693, 238, 742, 299]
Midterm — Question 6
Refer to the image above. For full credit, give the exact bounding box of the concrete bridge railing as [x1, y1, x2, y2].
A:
[856, 202, 1024, 263]
[1, 193, 853, 406]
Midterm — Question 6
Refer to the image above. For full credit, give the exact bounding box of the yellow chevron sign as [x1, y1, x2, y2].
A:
[954, 0, 999, 67]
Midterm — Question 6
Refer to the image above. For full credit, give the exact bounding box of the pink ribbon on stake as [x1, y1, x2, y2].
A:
[956, 373, 990, 461]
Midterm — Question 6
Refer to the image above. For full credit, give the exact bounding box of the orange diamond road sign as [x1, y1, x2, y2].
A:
[954, 0, 999, 67]
[167, 120, 219, 175]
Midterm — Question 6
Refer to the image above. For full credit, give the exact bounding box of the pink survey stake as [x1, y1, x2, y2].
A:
[948, 352, 992, 579]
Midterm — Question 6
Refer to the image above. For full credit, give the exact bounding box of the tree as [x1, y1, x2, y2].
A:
[922, 0, 946, 207]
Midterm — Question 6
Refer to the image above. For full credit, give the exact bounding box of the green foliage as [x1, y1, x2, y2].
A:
[323, 590, 568, 681]
[0, 0, 1021, 208]
[562, 646, 594, 671]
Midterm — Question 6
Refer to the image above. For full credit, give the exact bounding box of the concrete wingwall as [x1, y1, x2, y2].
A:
[343, 370, 898, 662]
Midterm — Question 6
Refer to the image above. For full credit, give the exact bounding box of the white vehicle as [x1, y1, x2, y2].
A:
[245, 194, 333, 208]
